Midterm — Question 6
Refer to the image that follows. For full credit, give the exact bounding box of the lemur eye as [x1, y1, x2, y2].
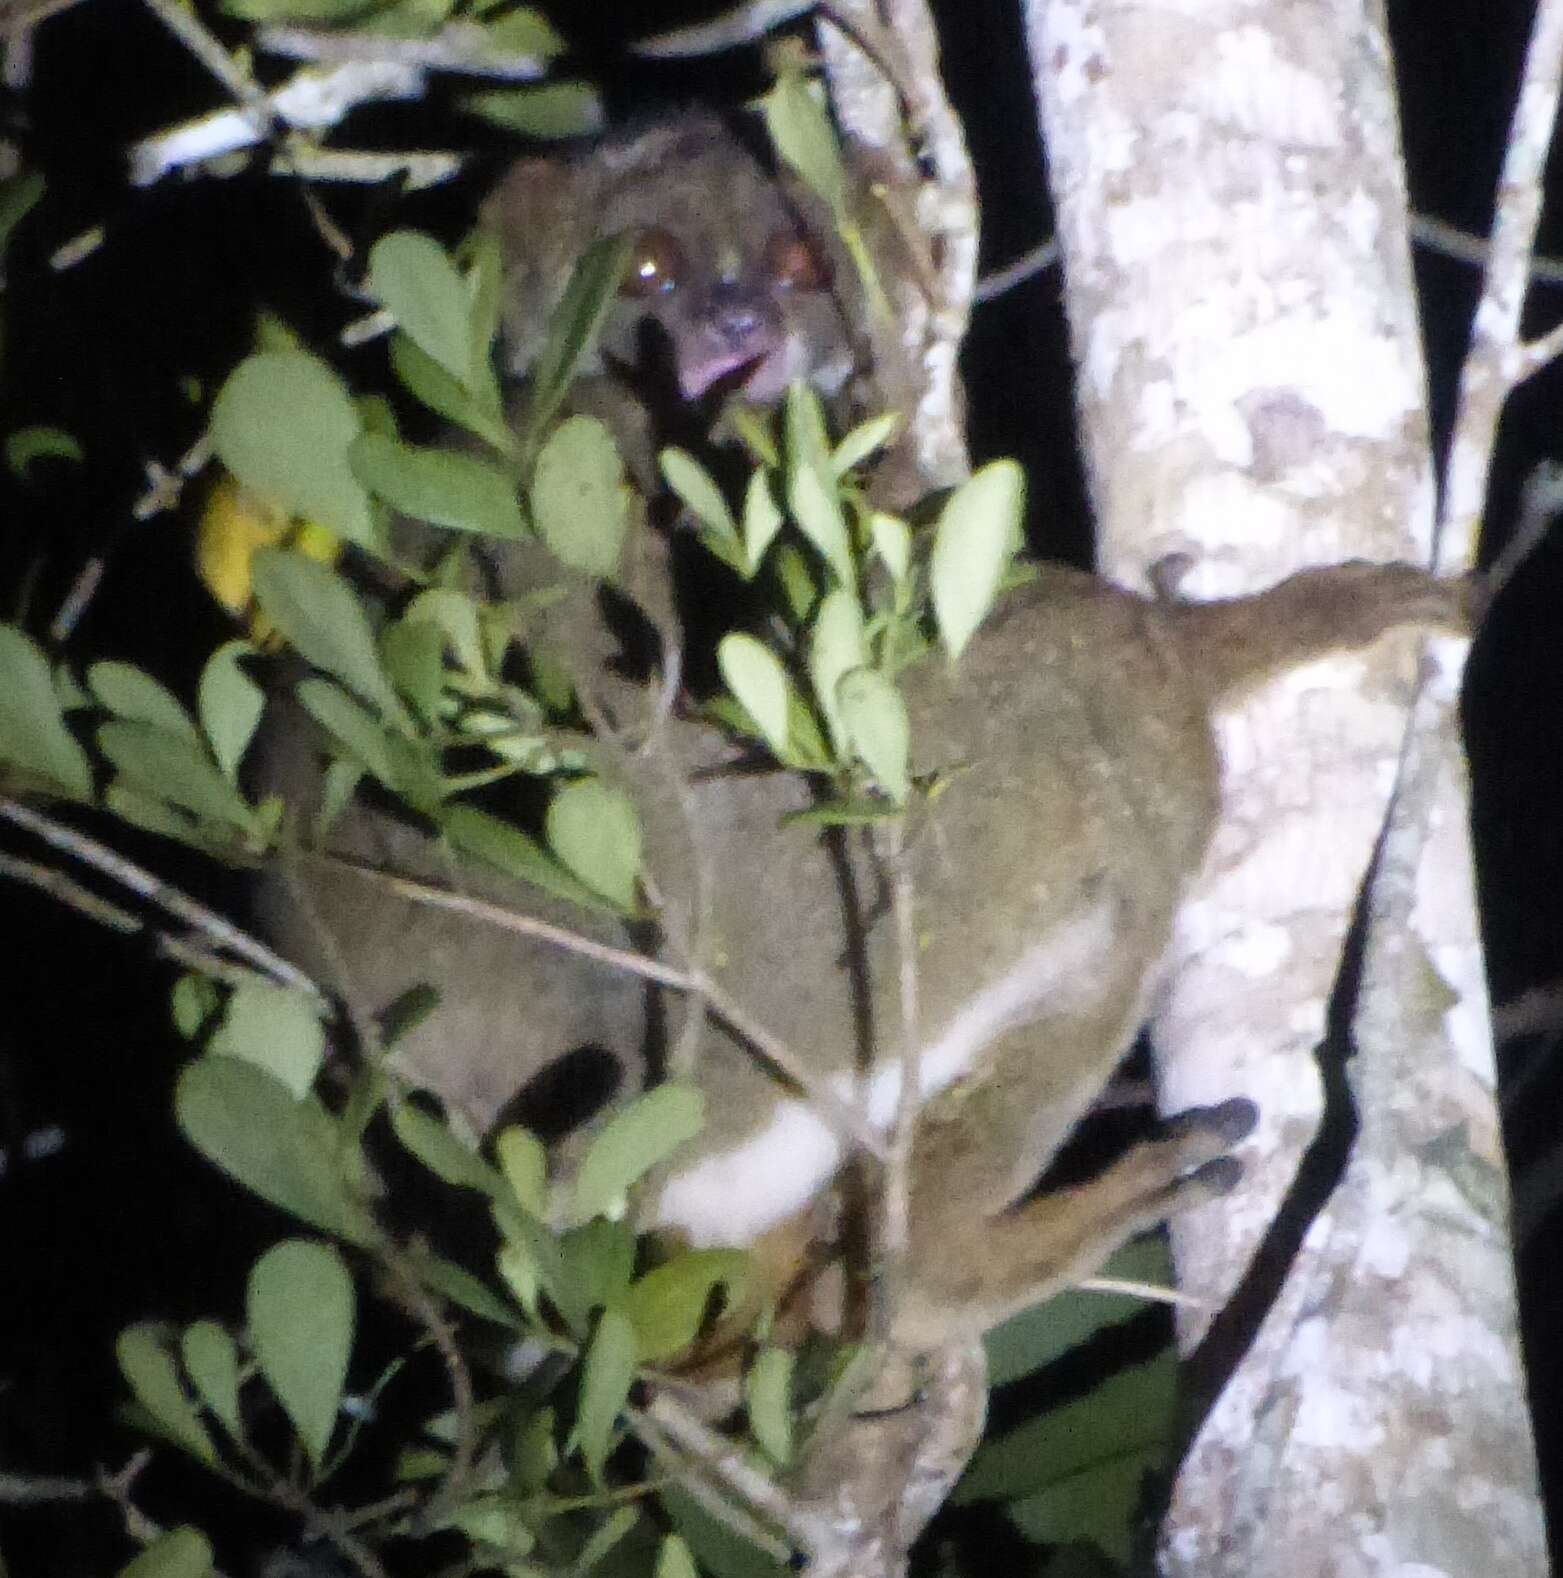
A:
[764, 229, 832, 291]
[621, 227, 687, 297]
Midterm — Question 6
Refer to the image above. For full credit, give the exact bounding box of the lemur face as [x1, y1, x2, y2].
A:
[483, 113, 857, 408]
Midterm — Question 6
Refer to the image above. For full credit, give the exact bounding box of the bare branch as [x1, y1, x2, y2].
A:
[1440, 0, 1563, 568]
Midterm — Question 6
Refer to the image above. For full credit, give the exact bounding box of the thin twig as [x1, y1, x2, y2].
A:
[973, 236, 1059, 302]
[636, 1394, 829, 1559]
[0, 797, 329, 1006]
[314, 851, 886, 1158]
[1439, 0, 1563, 569]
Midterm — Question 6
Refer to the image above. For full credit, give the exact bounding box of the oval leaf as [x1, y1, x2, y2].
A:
[116, 1526, 213, 1578]
[931, 459, 1024, 662]
[717, 633, 792, 758]
[89, 662, 199, 742]
[209, 352, 372, 546]
[208, 981, 326, 1099]
[116, 1325, 215, 1465]
[349, 433, 524, 540]
[181, 1321, 242, 1441]
[660, 447, 736, 541]
[531, 415, 628, 578]
[0, 624, 92, 798]
[248, 1239, 354, 1465]
[577, 1308, 636, 1480]
[807, 589, 866, 755]
[574, 1084, 705, 1224]
[838, 668, 909, 803]
[251, 549, 402, 721]
[745, 1346, 794, 1466]
[545, 779, 641, 912]
[624, 1249, 749, 1362]
[175, 1057, 377, 1246]
[197, 641, 265, 781]
[367, 231, 474, 385]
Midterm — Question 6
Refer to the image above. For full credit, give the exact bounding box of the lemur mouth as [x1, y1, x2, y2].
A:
[672, 312, 788, 403]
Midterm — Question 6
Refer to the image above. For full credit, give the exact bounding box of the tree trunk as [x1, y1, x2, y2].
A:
[1025, 0, 1546, 1571]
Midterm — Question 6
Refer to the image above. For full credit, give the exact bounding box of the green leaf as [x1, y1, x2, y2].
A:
[656, 1534, 699, 1578]
[545, 779, 642, 912]
[349, 432, 525, 539]
[442, 1493, 537, 1556]
[832, 411, 900, 476]
[985, 1237, 1174, 1387]
[717, 634, 792, 758]
[171, 973, 222, 1040]
[744, 1346, 793, 1466]
[931, 459, 1025, 662]
[208, 352, 373, 547]
[389, 333, 512, 453]
[368, 231, 475, 385]
[197, 641, 265, 781]
[660, 447, 737, 542]
[957, 1352, 1175, 1507]
[577, 1308, 636, 1480]
[252, 549, 403, 720]
[479, 6, 566, 56]
[0, 624, 92, 798]
[209, 981, 326, 1099]
[531, 415, 628, 577]
[116, 1325, 215, 1465]
[381, 618, 446, 726]
[181, 1321, 242, 1440]
[868, 511, 911, 586]
[807, 588, 866, 754]
[624, 1249, 748, 1362]
[763, 74, 848, 219]
[6, 423, 83, 477]
[0, 169, 44, 255]
[296, 678, 403, 792]
[574, 1085, 705, 1223]
[176, 1057, 377, 1246]
[97, 721, 259, 834]
[442, 802, 614, 914]
[837, 668, 909, 802]
[560, 1218, 637, 1314]
[460, 80, 606, 140]
[404, 587, 486, 678]
[392, 1099, 506, 1196]
[741, 469, 785, 574]
[578, 1507, 642, 1577]
[248, 1239, 354, 1466]
[115, 1526, 213, 1578]
[90, 662, 199, 740]
[408, 1249, 521, 1327]
[519, 232, 637, 450]
[787, 454, 854, 591]
[662, 1486, 791, 1578]
[496, 1127, 548, 1216]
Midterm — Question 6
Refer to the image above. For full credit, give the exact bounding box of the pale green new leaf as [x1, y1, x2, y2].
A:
[545, 779, 641, 912]
[0, 624, 92, 798]
[744, 1346, 794, 1466]
[116, 1325, 215, 1465]
[717, 634, 792, 758]
[531, 415, 628, 577]
[931, 459, 1024, 662]
[624, 1249, 748, 1362]
[496, 1126, 548, 1216]
[832, 411, 900, 476]
[389, 333, 512, 453]
[208, 352, 373, 547]
[461, 80, 607, 140]
[838, 668, 909, 802]
[248, 1239, 354, 1466]
[808, 588, 866, 754]
[787, 458, 854, 591]
[574, 1084, 704, 1223]
[741, 468, 784, 573]
[181, 1321, 242, 1441]
[660, 447, 737, 542]
[577, 1308, 636, 1480]
[443, 802, 613, 914]
[656, 1534, 699, 1578]
[762, 74, 847, 218]
[868, 512, 911, 587]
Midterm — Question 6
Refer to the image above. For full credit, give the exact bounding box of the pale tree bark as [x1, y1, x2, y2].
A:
[1026, 0, 1546, 1572]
